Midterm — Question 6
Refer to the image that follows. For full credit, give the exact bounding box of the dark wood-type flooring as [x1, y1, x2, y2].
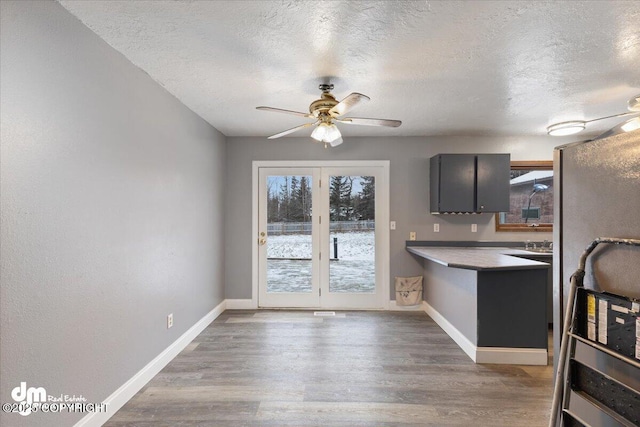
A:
[105, 310, 553, 426]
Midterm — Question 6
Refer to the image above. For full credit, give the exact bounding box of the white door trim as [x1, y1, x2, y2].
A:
[252, 160, 390, 310]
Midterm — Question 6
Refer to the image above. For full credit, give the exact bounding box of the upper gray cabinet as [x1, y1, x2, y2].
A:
[430, 154, 510, 213]
[476, 154, 511, 212]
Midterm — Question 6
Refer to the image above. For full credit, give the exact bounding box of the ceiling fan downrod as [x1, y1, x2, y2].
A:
[318, 83, 334, 93]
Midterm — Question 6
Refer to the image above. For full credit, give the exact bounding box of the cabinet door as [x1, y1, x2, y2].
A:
[476, 154, 510, 212]
[438, 154, 475, 212]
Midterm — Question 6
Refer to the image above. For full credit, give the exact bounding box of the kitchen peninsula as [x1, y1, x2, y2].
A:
[407, 242, 551, 365]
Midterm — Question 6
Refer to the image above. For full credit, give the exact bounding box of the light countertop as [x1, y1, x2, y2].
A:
[406, 246, 551, 271]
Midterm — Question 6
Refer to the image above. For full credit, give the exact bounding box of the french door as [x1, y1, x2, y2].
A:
[256, 163, 388, 309]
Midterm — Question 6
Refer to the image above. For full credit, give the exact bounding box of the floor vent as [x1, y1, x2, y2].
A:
[313, 311, 336, 317]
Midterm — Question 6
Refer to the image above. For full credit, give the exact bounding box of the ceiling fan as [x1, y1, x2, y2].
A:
[256, 83, 402, 147]
[546, 94, 640, 136]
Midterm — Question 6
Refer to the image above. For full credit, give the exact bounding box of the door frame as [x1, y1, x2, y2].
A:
[251, 160, 390, 310]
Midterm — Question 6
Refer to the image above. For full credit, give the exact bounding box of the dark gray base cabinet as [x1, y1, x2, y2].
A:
[430, 153, 510, 213]
[476, 269, 548, 348]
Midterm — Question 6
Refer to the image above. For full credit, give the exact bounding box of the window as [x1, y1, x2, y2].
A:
[495, 161, 553, 232]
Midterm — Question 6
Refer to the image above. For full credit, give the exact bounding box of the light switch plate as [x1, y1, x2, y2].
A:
[390, 221, 396, 230]
[434, 223, 440, 232]
[409, 231, 416, 241]
[471, 224, 477, 233]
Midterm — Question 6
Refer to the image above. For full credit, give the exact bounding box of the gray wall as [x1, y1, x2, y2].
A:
[226, 136, 558, 300]
[0, 2, 226, 426]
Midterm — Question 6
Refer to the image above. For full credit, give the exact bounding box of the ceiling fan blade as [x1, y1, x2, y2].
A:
[267, 121, 318, 139]
[336, 117, 402, 127]
[256, 106, 313, 118]
[329, 93, 370, 116]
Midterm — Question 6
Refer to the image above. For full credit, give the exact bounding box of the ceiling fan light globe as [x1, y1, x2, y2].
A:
[311, 123, 329, 141]
[547, 121, 586, 136]
[329, 137, 343, 147]
[325, 124, 342, 142]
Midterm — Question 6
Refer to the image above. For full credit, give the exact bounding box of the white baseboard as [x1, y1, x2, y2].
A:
[225, 299, 257, 309]
[389, 300, 424, 311]
[228, 299, 399, 310]
[74, 300, 226, 427]
[476, 347, 548, 365]
[422, 301, 477, 362]
[422, 300, 547, 365]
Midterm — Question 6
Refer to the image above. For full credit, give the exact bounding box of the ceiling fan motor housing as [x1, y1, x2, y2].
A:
[309, 92, 338, 119]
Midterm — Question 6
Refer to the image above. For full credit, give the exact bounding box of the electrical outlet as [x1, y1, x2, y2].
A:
[471, 224, 477, 233]
[167, 313, 173, 329]
[434, 223, 440, 232]
[390, 221, 396, 230]
[409, 231, 416, 241]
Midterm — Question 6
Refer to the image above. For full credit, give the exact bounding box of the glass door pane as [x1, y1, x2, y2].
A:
[328, 175, 375, 294]
[319, 165, 386, 309]
[266, 174, 313, 293]
[258, 168, 319, 308]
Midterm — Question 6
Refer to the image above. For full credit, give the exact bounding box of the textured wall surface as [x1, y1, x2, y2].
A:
[554, 118, 640, 419]
[560, 132, 640, 299]
[0, 2, 226, 425]
[225, 135, 558, 300]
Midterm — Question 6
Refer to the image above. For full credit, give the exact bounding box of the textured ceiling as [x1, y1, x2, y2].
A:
[58, 0, 640, 139]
